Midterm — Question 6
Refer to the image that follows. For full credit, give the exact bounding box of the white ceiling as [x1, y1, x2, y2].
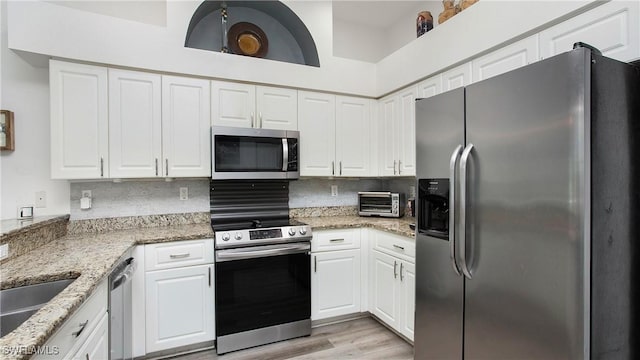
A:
[333, 1, 432, 29]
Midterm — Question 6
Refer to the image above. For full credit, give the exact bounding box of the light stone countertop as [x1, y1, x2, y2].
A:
[0, 215, 414, 359]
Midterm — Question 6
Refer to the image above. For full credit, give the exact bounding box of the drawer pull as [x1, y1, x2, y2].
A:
[329, 239, 345, 243]
[72, 320, 89, 337]
[393, 244, 405, 251]
[169, 253, 190, 259]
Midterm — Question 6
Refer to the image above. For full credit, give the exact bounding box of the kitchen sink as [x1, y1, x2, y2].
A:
[0, 278, 75, 337]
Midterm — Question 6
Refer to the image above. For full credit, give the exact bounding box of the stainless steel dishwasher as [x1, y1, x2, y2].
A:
[109, 255, 135, 360]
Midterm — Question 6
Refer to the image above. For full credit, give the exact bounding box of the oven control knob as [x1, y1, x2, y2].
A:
[221, 233, 230, 241]
[299, 228, 307, 235]
[234, 232, 243, 240]
[288, 228, 296, 236]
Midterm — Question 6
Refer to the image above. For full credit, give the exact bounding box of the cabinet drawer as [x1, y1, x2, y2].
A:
[145, 239, 214, 271]
[35, 279, 108, 360]
[372, 230, 415, 262]
[312, 229, 361, 252]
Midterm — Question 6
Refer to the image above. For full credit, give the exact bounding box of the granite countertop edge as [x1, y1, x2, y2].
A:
[0, 216, 414, 359]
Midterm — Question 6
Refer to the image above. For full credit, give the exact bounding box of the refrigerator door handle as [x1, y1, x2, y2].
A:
[449, 144, 463, 277]
[459, 143, 474, 280]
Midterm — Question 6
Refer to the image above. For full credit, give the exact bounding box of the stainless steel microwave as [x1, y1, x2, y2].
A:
[358, 192, 406, 218]
[211, 126, 299, 180]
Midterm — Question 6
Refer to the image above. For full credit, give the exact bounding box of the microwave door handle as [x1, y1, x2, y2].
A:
[282, 138, 289, 171]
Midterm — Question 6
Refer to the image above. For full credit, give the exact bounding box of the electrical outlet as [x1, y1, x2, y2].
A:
[180, 187, 189, 200]
[82, 190, 92, 198]
[35, 191, 46, 208]
[0, 244, 9, 260]
[409, 186, 416, 198]
[331, 185, 338, 197]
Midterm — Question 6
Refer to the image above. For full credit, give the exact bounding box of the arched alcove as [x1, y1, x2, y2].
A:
[185, 1, 320, 67]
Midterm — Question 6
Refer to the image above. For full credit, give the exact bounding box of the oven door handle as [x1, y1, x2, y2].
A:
[216, 243, 311, 262]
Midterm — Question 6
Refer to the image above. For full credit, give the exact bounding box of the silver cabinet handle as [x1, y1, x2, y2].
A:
[329, 239, 345, 243]
[165, 159, 168, 176]
[169, 253, 190, 259]
[460, 143, 474, 280]
[332, 161, 335, 176]
[393, 244, 405, 251]
[393, 160, 397, 175]
[208, 266, 211, 287]
[398, 160, 402, 175]
[86, 354, 89, 360]
[400, 262, 404, 282]
[449, 145, 463, 277]
[259, 112, 263, 128]
[339, 161, 342, 175]
[250, 112, 254, 128]
[155, 158, 158, 176]
[314, 255, 317, 273]
[393, 260, 397, 279]
[100, 157, 104, 177]
[72, 320, 89, 337]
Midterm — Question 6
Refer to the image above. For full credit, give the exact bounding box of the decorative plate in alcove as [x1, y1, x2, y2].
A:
[228, 22, 269, 58]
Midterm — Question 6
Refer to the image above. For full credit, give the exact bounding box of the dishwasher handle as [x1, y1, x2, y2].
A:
[111, 257, 135, 290]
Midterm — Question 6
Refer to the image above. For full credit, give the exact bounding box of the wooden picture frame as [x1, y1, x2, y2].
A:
[1, 110, 15, 151]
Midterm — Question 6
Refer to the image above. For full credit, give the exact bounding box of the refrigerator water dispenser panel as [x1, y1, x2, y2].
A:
[418, 178, 449, 240]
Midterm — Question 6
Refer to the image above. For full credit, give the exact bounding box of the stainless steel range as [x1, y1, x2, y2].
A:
[210, 180, 312, 354]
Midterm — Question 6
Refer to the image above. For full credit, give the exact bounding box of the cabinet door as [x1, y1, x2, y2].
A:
[473, 35, 539, 82]
[71, 313, 108, 360]
[256, 86, 298, 130]
[311, 249, 361, 320]
[371, 250, 400, 328]
[539, 1, 639, 62]
[298, 91, 336, 176]
[211, 81, 255, 128]
[161, 76, 211, 177]
[145, 264, 215, 353]
[109, 69, 162, 178]
[442, 62, 473, 91]
[336, 96, 371, 177]
[50, 60, 108, 179]
[416, 75, 442, 99]
[379, 95, 398, 176]
[398, 88, 416, 176]
[399, 261, 415, 341]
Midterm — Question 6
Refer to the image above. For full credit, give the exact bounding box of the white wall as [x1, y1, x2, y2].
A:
[384, 1, 443, 56]
[49, 0, 168, 27]
[332, 18, 386, 63]
[0, 1, 70, 220]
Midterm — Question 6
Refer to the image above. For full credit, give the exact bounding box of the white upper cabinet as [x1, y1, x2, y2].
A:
[335, 96, 372, 177]
[299, 92, 374, 177]
[416, 75, 443, 99]
[212, 81, 297, 130]
[211, 81, 255, 128]
[298, 91, 336, 176]
[256, 86, 298, 130]
[50, 60, 109, 179]
[109, 69, 162, 178]
[472, 35, 540, 82]
[161, 76, 211, 177]
[442, 62, 473, 92]
[539, 1, 640, 62]
[378, 87, 416, 177]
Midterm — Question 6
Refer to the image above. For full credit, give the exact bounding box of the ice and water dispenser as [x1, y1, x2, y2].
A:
[418, 179, 449, 239]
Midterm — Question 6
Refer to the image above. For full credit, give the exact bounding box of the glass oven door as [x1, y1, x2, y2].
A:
[215, 243, 311, 336]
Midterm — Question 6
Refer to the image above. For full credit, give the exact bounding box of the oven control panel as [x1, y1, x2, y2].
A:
[215, 225, 312, 249]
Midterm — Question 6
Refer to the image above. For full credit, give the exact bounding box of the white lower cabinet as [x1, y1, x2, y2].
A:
[369, 229, 415, 341]
[70, 313, 109, 360]
[145, 264, 215, 353]
[312, 249, 361, 320]
[143, 239, 215, 355]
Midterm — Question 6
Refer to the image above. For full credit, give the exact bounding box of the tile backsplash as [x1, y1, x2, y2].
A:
[70, 177, 416, 220]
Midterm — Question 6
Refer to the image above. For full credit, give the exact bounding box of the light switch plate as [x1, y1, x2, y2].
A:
[409, 186, 416, 198]
[331, 185, 338, 197]
[0, 244, 8, 260]
[35, 191, 46, 208]
[180, 187, 188, 200]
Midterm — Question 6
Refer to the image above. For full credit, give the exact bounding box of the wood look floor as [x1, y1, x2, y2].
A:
[168, 317, 413, 360]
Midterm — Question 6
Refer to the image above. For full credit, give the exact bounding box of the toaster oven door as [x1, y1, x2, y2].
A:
[359, 192, 393, 216]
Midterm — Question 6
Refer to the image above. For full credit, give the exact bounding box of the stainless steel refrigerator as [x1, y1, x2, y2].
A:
[415, 47, 640, 359]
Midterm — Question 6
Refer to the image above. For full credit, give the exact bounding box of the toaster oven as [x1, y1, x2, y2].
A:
[358, 192, 406, 218]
